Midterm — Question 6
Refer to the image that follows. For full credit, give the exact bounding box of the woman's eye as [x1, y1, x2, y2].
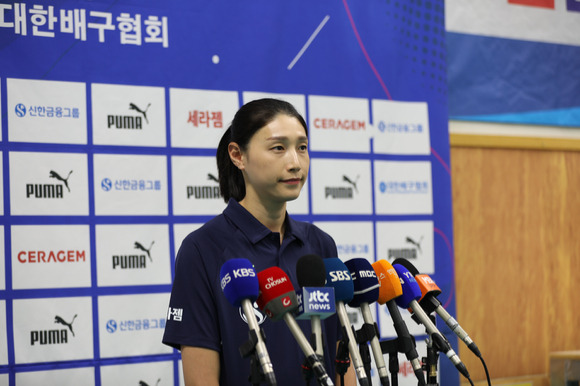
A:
[272, 145, 284, 151]
[299, 145, 308, 151]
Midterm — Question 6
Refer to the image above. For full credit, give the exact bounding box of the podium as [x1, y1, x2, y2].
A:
[550, 351, 580, 386]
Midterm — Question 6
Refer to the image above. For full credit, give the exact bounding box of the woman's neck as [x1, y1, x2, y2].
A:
[239, 196, 287, 236]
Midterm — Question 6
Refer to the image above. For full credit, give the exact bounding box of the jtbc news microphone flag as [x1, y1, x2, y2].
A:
[257, 267, 334, 386]
[295, 254, 336, 360]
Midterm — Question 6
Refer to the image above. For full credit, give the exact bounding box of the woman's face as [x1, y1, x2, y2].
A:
[239, 114, 309, 206]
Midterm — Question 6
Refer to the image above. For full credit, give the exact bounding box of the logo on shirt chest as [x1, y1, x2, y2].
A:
[238, 301, 266, 325]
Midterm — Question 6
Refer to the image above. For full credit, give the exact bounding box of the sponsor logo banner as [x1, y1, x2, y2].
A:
[0, 226, 4, 290]
[374, 161, 433, 215]
[100, 360, 173, 386]
[0, 301, 7, 365]
[243, 91, 307, 119]
[308, 95, 370, 153]
[12, 225, 91, 289]
[92, 83, 166, 147]
[9, 152, 89, 216]
[173, 223, 203, 255]
[375, 221, 435, 274]
[96, 224, 171, 286]
[7, 78, 87, 144]
[98, 293, 172, 358]
[0, 153, 3, 216]
[13, 297, 93, 364]
[170, 88, 238, 149]
[378, 299, 427, 338]
[15, 367, 95, 386]
[311, 159, 372, 214]
[313, 221, 374, 261]
[94, 154, 168, 215]
[372, 99, 430, 155]
[171, 156, 226, 215]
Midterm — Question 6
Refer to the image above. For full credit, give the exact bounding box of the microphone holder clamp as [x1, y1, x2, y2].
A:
[239, 329, 273, 386]
[355, 322, 383, 385]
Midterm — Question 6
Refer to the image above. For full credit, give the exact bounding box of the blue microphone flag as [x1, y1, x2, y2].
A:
[220, 258, 259, 307]
[344, 258, 380, 307]
[323, 258, 354, 303]
[392, 264, 422, 309]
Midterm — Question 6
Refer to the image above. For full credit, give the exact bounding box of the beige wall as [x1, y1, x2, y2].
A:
[450, 143, 580, 382]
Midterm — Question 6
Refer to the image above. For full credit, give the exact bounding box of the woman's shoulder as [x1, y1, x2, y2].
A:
[290, 218, 336, 248]
[181, 214, 230, 246]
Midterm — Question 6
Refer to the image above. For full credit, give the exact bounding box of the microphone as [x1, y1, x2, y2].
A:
[295, 254, 336, 360]
[256, 266, 334, 386]
[392, 258, 481, 358]
[372, 259, 426, 386]
[323, 258, 370, 386]
[343, 258, 389, 386]
[220, 258, 277, 386]
[392, 263, 471, 380]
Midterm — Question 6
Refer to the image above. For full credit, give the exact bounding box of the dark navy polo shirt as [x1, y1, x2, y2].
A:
[163, 199, 340, 386]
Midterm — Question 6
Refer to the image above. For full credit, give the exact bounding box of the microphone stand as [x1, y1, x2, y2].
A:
[424, 315, 439, 386]
[239, 329, 275, 386]
[335, 338, 351, 386]
[301, 331, 325, 386]
[356, 322, 389, 385]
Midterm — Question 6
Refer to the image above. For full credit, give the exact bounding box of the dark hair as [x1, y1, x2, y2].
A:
[216, 98, 308, 203]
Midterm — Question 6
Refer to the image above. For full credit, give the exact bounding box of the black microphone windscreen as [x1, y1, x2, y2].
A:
[392, 258, 420, 276]
[296, 254, 326, 287]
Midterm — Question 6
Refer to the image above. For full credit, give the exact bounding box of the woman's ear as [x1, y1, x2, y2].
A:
[228, 142, 244, 170]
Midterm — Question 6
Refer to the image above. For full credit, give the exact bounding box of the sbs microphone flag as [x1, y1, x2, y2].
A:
[323, 258, 369, 386]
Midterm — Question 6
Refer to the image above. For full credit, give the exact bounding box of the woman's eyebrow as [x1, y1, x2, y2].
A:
[265, 135, 308, 141]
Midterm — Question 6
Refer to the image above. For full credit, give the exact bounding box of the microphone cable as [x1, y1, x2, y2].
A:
[480, 355, 492, 386]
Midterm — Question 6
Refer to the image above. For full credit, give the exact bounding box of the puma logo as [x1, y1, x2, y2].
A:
[49, 170, 73, 192]
[134, 241, 154, 262]
[129, 103, 151, 124]
[406, 236, 423, 254]
[139, 379, 160, 386]
[54, 314, 77, 337]
[342, 175, 359, 193]
[207, 173, 219, 183]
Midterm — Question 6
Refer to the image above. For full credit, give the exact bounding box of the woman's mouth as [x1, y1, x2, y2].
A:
[281, 178, 302, 185]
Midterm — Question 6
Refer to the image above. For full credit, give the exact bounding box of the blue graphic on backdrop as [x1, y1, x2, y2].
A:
[1, 1, 457, 385]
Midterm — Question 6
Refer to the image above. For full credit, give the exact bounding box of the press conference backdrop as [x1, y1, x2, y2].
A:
[0, 1, 456, 385]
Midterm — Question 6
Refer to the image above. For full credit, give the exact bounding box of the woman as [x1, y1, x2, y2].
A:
[163, 98, 355, 385]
